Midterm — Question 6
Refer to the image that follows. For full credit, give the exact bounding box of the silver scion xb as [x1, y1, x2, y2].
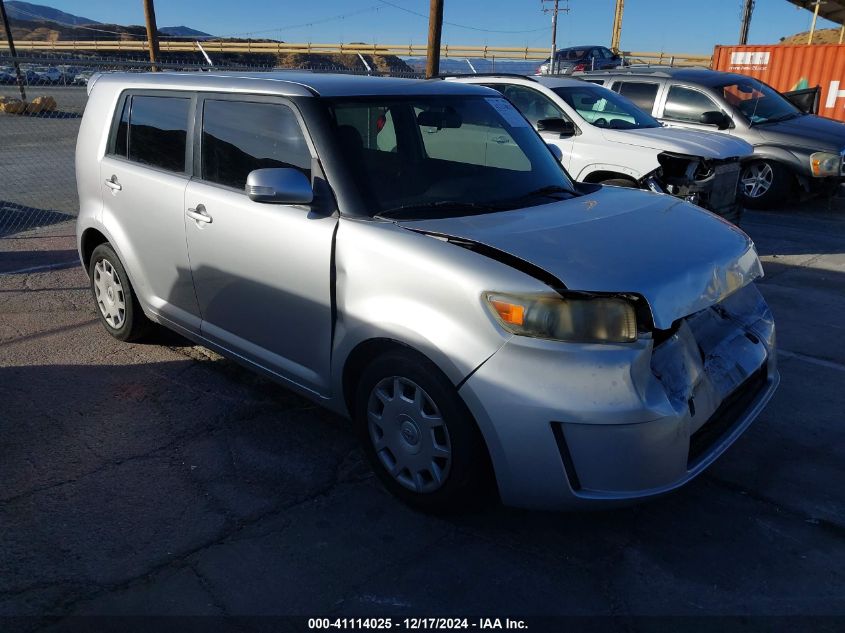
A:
[76, 72, 779, 512]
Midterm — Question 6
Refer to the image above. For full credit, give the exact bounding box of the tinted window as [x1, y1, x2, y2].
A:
[201, 100, 311, 190]
[663, 86, 720, 123]
[614, 81, 659, 112]
[126, 96, 190, 172]
[491, 84, 565, 127]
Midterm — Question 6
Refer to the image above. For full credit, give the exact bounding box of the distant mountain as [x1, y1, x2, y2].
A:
[159, 26, 213, 38]
[780, 28, 841, 45]
[6, 1, 99, 26]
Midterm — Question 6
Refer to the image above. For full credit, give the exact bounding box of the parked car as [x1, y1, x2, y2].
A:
[538, 45, 624, 76]
[0, 66, 16, 84]
[446, 73, 753, 223]
[31, 66, 63, 84]
[76, 72, 778, 512]
[584, 67, 845, 208]
[73, 70, 95, 86]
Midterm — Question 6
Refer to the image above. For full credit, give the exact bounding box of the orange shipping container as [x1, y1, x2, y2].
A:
[713, 43, 845, 123]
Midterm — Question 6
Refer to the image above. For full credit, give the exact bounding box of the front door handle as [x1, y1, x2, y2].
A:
[104, 176, 122, 191]
[186, 204, 212, 224]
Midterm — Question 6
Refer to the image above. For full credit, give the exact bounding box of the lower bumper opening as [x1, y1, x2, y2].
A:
[551, 422, 582, 492]
[688, 366, 768, 467]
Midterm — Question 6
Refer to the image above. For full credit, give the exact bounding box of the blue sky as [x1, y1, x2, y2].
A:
[38, 0, 841, 54]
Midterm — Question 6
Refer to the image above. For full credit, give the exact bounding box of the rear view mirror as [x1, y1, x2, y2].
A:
[246, 168, 313, 204]
[699, 111, 731, 130]
[417, 108, 462, 129]
[537, 118, 576, 137]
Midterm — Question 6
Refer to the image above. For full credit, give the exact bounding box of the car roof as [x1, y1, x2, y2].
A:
[583, 67, 748, 87]
[90, 71, 493, 98]
[534, 76, 594, 88]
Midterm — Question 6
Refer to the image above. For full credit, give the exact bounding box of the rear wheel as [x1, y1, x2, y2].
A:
[353, 349, 493, 513]
[740, 160, 792, 209]
[89, 243, 151, 342]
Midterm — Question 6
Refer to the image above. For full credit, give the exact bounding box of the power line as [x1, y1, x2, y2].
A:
[375, 0, 550, 34]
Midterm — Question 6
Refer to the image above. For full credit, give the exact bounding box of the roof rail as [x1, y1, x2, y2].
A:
[431, 72, 538, 82]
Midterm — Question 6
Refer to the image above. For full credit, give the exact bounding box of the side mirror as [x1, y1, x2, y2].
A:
[537, 118, 576, 137]
[699, 111, 731, 130]
[547, 143, 563, 161]
[246, 168, 313, 204]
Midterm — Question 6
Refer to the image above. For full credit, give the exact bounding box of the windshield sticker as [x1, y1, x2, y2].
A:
[486, 97, 530, 128]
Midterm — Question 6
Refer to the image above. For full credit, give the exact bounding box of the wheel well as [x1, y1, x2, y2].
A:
[582, 170, 638, 185]
[80, 228, 108, 270]
[342, 338, 415, 416]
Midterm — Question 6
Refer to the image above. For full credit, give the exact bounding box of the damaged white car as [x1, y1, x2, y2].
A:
[446, 74, 754, 224]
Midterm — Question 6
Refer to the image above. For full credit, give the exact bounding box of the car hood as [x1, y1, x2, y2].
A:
[755, 114, 845, 151]
[398, 187, 762, 329]
[601, 127, 754, 159]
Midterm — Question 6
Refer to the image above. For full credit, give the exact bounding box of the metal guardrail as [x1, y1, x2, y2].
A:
[1, 41, 714, 65]
[2, 40, 551, 60]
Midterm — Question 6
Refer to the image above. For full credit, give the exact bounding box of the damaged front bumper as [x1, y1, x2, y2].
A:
[651, 154, 744, 225]
[458, 282, 778, 510]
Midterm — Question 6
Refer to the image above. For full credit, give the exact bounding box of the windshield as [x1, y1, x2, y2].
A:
[720, 79, 801, 125]
[326, 95, 577, 219]
[552, 85, 661, 129]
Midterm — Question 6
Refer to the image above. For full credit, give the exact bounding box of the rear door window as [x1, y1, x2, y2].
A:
[613, 81, 660, 113]
[663, 85, 720, 123]
[121, 95, 191, 172]
[200, 99, 311, 190]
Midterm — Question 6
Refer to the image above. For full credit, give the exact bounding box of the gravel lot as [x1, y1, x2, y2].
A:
[1, 199, 843, 630]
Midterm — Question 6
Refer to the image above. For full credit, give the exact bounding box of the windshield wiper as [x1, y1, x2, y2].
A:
[498, 185, 576, 206]
[752, 112, 803, 126]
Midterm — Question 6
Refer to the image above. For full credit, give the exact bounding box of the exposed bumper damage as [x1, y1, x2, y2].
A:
[654, 153, 743, 224]
[458, 282, 778, 510]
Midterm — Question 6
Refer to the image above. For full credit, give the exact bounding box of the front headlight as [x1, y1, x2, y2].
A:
[810, 152, 840, 177]
[484, 292, 638, 343]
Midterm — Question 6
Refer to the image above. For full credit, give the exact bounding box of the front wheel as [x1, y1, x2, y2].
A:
[740, 161, 792, 209]
[354, 350, 494, 513]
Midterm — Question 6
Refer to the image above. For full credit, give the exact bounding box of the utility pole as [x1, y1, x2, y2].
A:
[143, 0, 160, 71]
[807, 0, 825, 45]
[739, 0, 754, 45]
[611, 0, 624, 52]
[425, 0, 444, 78]
[542, 0, 559, 75]
[0, 0, 26, 100]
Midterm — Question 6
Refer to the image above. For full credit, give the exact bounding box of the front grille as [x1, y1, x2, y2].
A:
[687, 366, 768, 466]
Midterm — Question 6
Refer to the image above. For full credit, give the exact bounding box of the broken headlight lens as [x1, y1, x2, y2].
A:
[810, 152, 840, 177]
[484, 292, 638, 343]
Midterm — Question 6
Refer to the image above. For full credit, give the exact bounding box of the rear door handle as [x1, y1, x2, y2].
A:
[104, 176, 122, 191]
[186, 204, 212, 224]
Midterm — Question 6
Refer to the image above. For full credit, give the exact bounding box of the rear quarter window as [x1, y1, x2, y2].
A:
[108, 94, 191, 173]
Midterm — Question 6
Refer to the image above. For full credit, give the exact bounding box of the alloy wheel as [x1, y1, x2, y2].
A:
[367, 376, 452, 493]
[741, 163, 774, 199]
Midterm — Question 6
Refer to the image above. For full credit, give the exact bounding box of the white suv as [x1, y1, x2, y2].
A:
[446, 74, 753, 223]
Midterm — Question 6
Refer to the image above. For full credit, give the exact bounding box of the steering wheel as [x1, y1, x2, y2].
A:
[593, 117, 608, 127]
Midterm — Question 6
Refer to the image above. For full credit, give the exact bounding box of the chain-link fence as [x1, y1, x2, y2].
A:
[0, 53, 424, 239]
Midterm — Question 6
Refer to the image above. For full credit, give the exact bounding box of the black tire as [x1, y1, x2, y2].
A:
[88, 243, 151, 342]
[353, 349, 494, 513]
[740, 160, 793, 209]
[600, 178, 637, 188]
